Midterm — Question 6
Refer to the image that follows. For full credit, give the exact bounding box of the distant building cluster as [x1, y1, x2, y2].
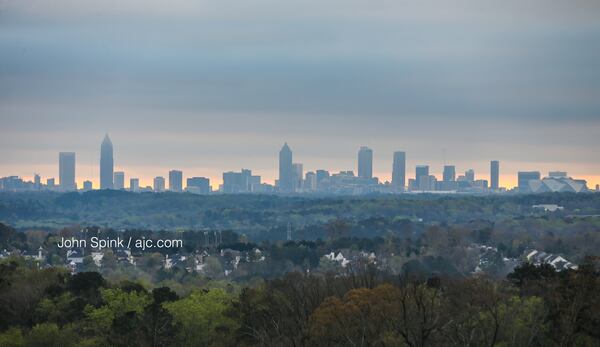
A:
[525, 250, 578, 271]
[0, 136, 594, 195]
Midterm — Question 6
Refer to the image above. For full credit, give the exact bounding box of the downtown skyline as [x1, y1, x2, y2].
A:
[1, 134, 597, 191]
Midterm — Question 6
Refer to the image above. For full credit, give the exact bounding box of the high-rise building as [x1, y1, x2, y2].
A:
[407, 178, 416, 191]
[221, 169, 252, 193]
[419, 175, 437, 191]
[222, 171, 241, 193]
[249, 175, 261, 192]
[169, 170, 183, 192]
[100, 134, 114, 189]
[292, 163, 303, 191]
[316, 170, 330, 190]
[130, 178, 139, 192]
[241, 169, 252, 192]
[187, 177, 210, 194]
[46, 178, 55, 189]
[83, 180, 93, 191]
[154, 176, 165, 192]
[113, 172, 125, 190]
[465, 169, 475, 182]
[392, 151, 406, 189]
[305, 171, 317, 191]
[518, 171, 541, 192]
[278, 143, 293, 192]
[443, 165, 456, 182]
[415, 165, 429, 190]
[34, 174, 41, 190]
[59, 152, 76, 191]
[358, 146, 373, 179]
[316, 170, 330, 181]
[490, 160, 499, 190]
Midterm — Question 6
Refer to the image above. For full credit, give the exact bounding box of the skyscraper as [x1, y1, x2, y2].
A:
[222, 169, 251, 193]
[292, 163, 303, 191]
[34, 174, 41, 190]
[249, 175, 261, 192]
[169, 170, 183, 192]
[59, 152, 76, 191]
[358, 146, 373, 179]
[130, 178, 139, 192]
[443, 165, 456, 181]
[187, 177, 210, 194]
[154, 176, 165, 192]
[241, 169, 252, 192]
[465, 169, 475, 182]
[316, 169, 330, 183]
[305, 171, 317, 191]
[490, 160, 499, 190]
[278, 143, 293, 192]
[100, 134, 114, 189]
[415, 165, 429, 190]
[392, 151, 406, 189]
[113, 172, 125, 190]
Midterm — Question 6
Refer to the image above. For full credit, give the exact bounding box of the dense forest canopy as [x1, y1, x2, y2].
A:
[0, 258, 599, 347]
[1, 191, 599, 236]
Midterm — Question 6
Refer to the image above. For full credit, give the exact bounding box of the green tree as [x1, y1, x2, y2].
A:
[143, 287, 179, 347]
[498, 296, 548, 346]
[0, 327, 24, 347]
[85, 288, 151, 346]
[164, 289, 238, 347]
[25, 323, 75, 347]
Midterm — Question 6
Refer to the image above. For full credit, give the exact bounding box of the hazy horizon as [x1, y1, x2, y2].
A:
[1, 0, 599, 189]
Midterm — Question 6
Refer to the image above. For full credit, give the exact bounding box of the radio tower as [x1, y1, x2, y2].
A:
[286, 222, 292, 241]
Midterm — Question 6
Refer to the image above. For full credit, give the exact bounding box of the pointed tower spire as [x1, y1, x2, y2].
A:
[100, 134, 114, 189]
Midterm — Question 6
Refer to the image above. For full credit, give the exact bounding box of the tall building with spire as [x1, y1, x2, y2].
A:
[278, 143, 293, 192]
[100, 134, 114, 189]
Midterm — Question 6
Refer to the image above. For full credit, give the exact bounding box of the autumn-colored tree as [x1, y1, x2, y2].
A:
[309, 284, 401, 346]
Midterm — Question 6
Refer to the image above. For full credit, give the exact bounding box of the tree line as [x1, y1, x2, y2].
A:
[0, 257, 599, 347]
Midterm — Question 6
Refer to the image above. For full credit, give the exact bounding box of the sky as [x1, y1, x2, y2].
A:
[1, 0, 599, 189]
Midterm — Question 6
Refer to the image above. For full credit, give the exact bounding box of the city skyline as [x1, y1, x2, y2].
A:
[1, 134, 598, 191]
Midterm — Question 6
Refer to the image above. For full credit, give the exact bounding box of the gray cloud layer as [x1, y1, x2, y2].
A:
[1, 0, 599, 186]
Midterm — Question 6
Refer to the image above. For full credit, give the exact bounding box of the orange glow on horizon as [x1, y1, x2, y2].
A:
[4, 161, 599, 191]
[11, 173, 600, 191]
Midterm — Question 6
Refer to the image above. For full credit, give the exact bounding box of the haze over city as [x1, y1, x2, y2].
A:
[1, 0, 599, 188]
[2, 2, 600, 346]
